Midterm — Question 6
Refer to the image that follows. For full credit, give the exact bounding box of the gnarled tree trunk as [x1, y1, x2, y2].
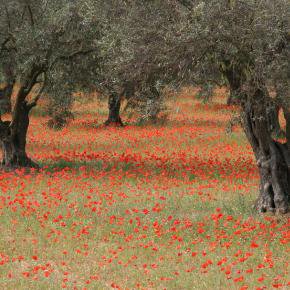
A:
[223, 66, 283, 136]
[266, 99, 283, 137]
[0, 64, 15, 116]
[226, 73, 241, 105]
[222, 64, 242, 105]
[0, 65, 43, 169]
[283, 106, 290, 152]
[0, 101, 37, 169]
[0, 81, 14, 115]
[242, 89, 289, 214]
[105, 92, 123, 126]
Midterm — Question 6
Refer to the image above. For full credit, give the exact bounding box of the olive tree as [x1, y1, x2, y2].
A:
[0, 0, 104, 168]
[97, 0, 182, 126]
[171, 0, 289, 213]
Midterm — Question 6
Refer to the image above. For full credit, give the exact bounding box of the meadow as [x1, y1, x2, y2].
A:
[0, 88, 289, 290]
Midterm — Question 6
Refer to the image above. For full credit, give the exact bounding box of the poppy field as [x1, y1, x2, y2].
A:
[0, 89, 289, 290]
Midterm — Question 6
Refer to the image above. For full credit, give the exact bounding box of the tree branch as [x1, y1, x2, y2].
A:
[0, 37, 10, 56]
[24, 0, 35, 27]
[49, 47, 97, 70]
[10, 67, 44, 130]
[5, 5, 11, 31]
[176, 0, 194, 10]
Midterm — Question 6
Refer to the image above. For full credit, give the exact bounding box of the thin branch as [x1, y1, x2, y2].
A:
[0, 37, 10, 55]
[0, 34, 17, 57]
[5, 5, 11, 31]
[10, 67, 43, 129]
[49, 47, 97, 70]
[25, 0, 35, 27]
[176, 0, 194, 10]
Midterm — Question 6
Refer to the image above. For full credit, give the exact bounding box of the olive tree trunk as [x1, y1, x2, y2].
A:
[242, 89, 290, 213]
[223, 66, 283, 136]
[222, 65, 242, 105]
[226, 74, 241, 105]
[0, 67, 43, 169]
[0, 102, 36, 168]
[105, 92, 123, 126]
[266, 101, 283, 137]
[0, 81, 14, 115]
[283, 106, 290, 152]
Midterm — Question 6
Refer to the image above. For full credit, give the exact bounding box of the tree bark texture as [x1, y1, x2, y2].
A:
[0, 82, 14, 115]
[222, 66, 242, 105]
[105, 92, 123, 126]
[0, 66, 42, 169]
[266, 99, 283, 137]
[0, 100, 37, 169]
[242, 89, 290, 213]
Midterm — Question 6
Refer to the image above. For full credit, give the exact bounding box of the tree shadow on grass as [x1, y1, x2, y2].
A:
[69, 117, 231, 132]
[39, 152, 257, 185]
[40, 159, 105, 172]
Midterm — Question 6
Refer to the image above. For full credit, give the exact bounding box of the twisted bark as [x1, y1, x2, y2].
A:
[242, 89, 289, 213]
[224, 69, 241, 105]
[105, 82, 137, 126]
[0, 102, 37, 169]
[0, 67, 43, 169]
[266, 100, 283, 137]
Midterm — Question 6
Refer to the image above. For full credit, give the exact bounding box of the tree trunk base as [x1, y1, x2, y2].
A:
[105, 93, 123, 127]
[1, 123, 39, 170]
[255, 198, 289, 214]
[104, 118, 124, 127]
[253, 142, 289, 214]
[242, 94, 290, 215]
[1, 155, 39, 170]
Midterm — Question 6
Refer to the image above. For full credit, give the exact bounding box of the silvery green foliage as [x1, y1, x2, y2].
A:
[0, 0, 288, 117]
[168, 0, 289, 103]
[0, 0, 108, 116]
[97, 0, 289, 112]
[95, 1, 182, 92]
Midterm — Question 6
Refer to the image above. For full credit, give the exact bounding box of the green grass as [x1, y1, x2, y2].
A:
[0, 95, 288, 290]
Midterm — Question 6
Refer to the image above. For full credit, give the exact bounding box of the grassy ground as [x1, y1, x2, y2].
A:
[0, 88, 289, 290]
